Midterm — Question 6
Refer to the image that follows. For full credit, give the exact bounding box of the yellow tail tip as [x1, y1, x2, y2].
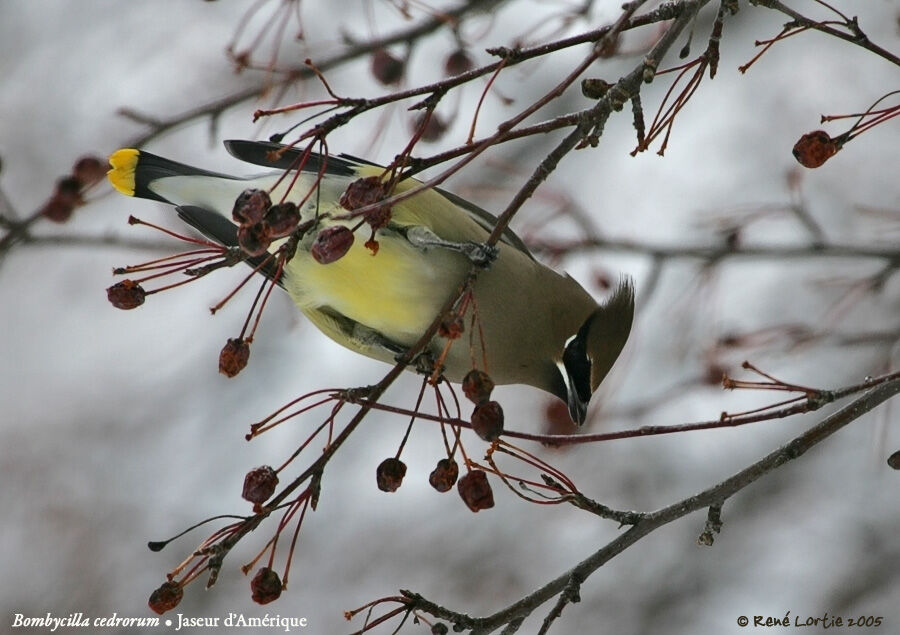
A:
[107, 148, 139, 196]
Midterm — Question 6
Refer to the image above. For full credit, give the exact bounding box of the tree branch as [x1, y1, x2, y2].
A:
[406, 374, 900, 633]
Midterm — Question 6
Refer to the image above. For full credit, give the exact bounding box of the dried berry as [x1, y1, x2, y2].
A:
[237, 222, 272, 257]
[40, 196, 75, 223]
[107, 279, 146, 310]
[428, 458, 459, 493]
[72, 155, 105, 187]
[431, 623, 449, 635]
[339, 176, 392, 231]
[311, 225, 354, 264]
[339, 176, 385, 211]
[40, 176, 83, 223]
[148, 581, 183, 615]
[438, 314, 464, 339]
[471, 400, 504, 442]
[219, 337, 250, 377]
[232, 188, 272, 225]
[793, 130, 839, 168]
[888, 450, 900, 470]
[413, 112, 448, 142]
[55, 176, 83, 203]
[376, 457, 407, 492]
[462, 369, 494, 404]
[264, 202, 300, 238]
[444, 49, 474, 76]
[457, 470, 494, 512]
[250, 567, 283, 605]
[371, 49, 405, 85]
[242, 465, 279, 508]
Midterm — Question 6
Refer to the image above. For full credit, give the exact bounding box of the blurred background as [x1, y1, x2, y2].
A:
[1, 1, 898, 633]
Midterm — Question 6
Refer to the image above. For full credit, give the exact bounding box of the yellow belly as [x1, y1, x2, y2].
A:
[283, 229, 468, 346]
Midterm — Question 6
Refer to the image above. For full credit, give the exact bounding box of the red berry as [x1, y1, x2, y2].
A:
[242, 465, 279, 508]
[237, 222, 272, 257]
[371, 49, 405, 85]
[438, 314, 464, 339]
[376, 457, 407, 492]
[72, 155, 105, 187]
[40, 196, 75, 223]
[471, 401, 504, 442]
[264, 202, 300, 238]
[793, 130, 839, 168]
[462, 369, 494, 404]
[250, 567, 283, 605]
[232, 189, 271, 224]
[428, 458, 459, 493]
[888, 450, 900, 470]
[444, 49, 474, 76]
[106, 279, 146, 310]
[219, 337, 250, 377]
[412, 112, 448, 142]
[457, 470, 494, 512]
[311, 225, 354, 264]
[148, 581, 183, 614]
[339, 176, 392, 231]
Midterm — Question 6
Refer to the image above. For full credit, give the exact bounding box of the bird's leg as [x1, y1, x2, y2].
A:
[394, 348, 439, 377]
[339, 385, 378, 402]
[402, 225, 499, 267]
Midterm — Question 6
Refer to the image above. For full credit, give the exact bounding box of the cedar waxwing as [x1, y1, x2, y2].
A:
[107, 140, 634, 424]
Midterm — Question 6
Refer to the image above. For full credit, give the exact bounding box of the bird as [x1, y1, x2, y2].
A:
[107, 140, 633, 425]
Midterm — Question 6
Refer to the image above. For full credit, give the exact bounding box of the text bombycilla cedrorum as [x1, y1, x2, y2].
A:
[107, 140, 633, 424]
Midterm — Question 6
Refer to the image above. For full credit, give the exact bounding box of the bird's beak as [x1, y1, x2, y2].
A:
[566, 385, 588, 426]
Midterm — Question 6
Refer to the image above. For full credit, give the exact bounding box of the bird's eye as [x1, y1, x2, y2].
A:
[562, 326, 592, 406]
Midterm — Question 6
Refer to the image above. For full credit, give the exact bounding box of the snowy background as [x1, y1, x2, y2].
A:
[1, 1, 898, 634]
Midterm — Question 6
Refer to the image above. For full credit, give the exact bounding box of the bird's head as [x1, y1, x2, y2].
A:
[556, 278, 634, 425]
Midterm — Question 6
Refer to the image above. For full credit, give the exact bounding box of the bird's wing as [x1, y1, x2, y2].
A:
[224, 139, 535, 260]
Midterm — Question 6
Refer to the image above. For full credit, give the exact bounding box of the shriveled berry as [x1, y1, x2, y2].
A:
[148, 580, 183, 615]
[232, 188, 272, 224]
[471, 400, 504, 442]
[793, 130, 839, 168]
[444, 49, 474, 76]
[219, 337, 250, 377]
[339, 176, 385, 211]
[55, 176, 83, 202]
[73, 155, 105, 187]
[40, 196, 75, 223]
[237, 222, 272, 257]
[413, 112, 448, 142]
[438, 314, 464, 339]
[888, 450, 900, 470]
[107, 279, 146, 310]
[371, 49, 405, 85]
[457, 470, 494, 512]
[376, 457, 407, 492]
[264, 201, 300, 238]
[462, 369, 494, 404]
[431, 623, 449, 635]
[242, 465, 279, 508]
[339, 176, 392, 231]
[428, 458, 459, 493]
[311, 225, 354, 264]
[250, 567, 283, 605]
